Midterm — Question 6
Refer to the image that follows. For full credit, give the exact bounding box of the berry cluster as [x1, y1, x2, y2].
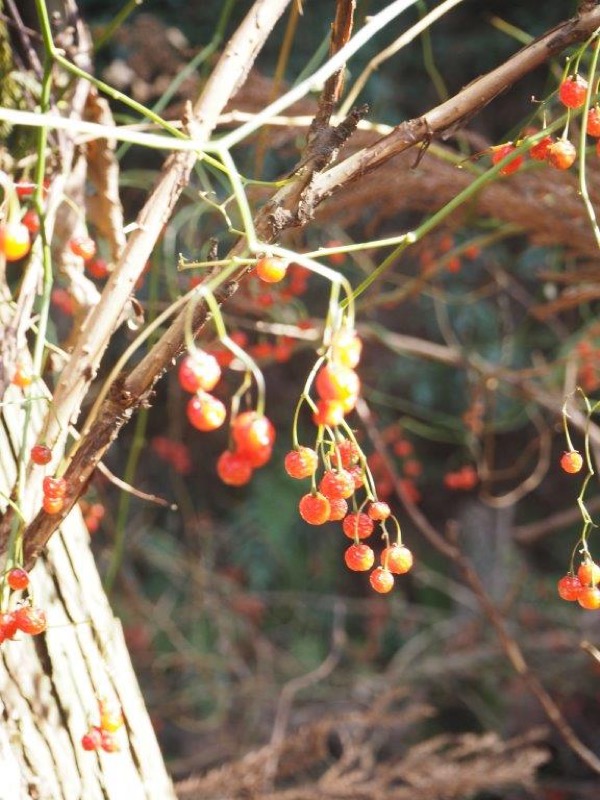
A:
[443, 465, 478, 491]
[81, 697, 124, 753]
[0, 567, 47, 644]
[557, 559, 600, 610]
[178, 346, 276, 486]
[286, 329, 413, 594]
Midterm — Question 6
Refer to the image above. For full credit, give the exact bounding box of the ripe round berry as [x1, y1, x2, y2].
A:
[284, 447, 318, 479]
[231, 411, 276, 457]
[255, 256, 288, 283]
[30, 444, 52, 465]
[546, 139, 577, 170]
[557, 574, 583, 601]
[0, 222, 31, 261]
[216, 450, 254, 486]
[558, 74, 588, 109]
[7, 567, 30, 591]
[327, 497, 348, 521]
[14, 606, 47, 635]
[335, 439, 360, 469]
[43, 495, 64, 514]
[11, 363, 33, 388]
[21, 209, 40, 235]
[342, 512, 374, 540]
[86, 257, 110, 280]
[69, 235, 96, 261]
[560, 450, 583, 474]
[0, 611, 18, 639]
[577, 560, 600, 586]
[577, 585, 600, 610]
[368, 501, 391, 521]
[315, 363, 360, 403]
[178, 352, 221, 393]
[186, 391, 226, 431]
[312, 399, 345, 427]
[381, 544, 413, 574]
[81, 727, 103, 751]
[298, 492, 331, 525]
[43, 476, 67, 498]
[344, 543, 375, 572]
[529, 135, 553, 161]
[369, 566, 394, 594]
[319, 469, 355, 500]
[491, 143, 523, 176]
[587, 107, 600, 137]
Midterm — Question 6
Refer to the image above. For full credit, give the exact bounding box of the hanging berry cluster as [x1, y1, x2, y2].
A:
[490, 66, 600, 176]
[81, 697, 125, 754]
[285, 320, 413, 594]
[556, 396, 600, 611]
[0, 567, 47, 644]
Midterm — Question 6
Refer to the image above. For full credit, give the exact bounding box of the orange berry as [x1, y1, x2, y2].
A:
[557, 574, 583, 602]
[298, 492, 330, 525]
[577, 560, 600, 586]
[560, 451, 583, 474]
[342, 512, 374, 540]
[546, 139, 576, 170]
[381, 544, 413, 574]
[344, 544, 374, 572]
[577, 586, 600, 610]
[255, 256, 288, 283]
[0, 222, 31, 261]
[369, 566, 394, 593]
[284, 447, 319, 479]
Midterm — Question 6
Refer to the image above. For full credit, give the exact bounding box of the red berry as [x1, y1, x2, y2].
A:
[186, 391, 226, 431]
[491, 143, 523, 176]
[557, 574, 583, 601]
[0, 611, 18, 639]
[21, 209, 40, 235]
[231, 411, 275, 456]
[255, 256, 288, 283]
[30, 444, 52, 465]
[327, 497, 348, 521]
[381, 544, 413, 574]
[312, 399, 345, 427]
[70, 235, 96, 261]
[7, 567, 30, 591]
[178, 352, 221, 393]
[546, 139, 577, 170]
[369, 566, 394, 593]
[558, 74, 588, 109]
[14, 606, 47, 635]
[344, 544, 375, 572]
[43, 495, 64, 515]
[315, 363, 360, 403]
[335, 439, 360, 469]
[368, 501, 391, 521]
[216, 450, 254, 486]
[284, 447, 318, 479]
[560, 450, 583, 474]
[43, 476, 67, 498]
[81, 727, 103, 751]
[298, 492, 330, 525]
[86, 257, 110, 279]
[319, 469, 355, 500]
[342, 512, 374, 540]
[577, 560, 600, 586]
[587, 107, 600, 137]
[0, 222, 31, 261]
[529, 135, 553, 160]
[577, 586, 600, 610]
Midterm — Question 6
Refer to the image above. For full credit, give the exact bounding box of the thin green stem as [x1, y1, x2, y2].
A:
[94, 0, 144, 52]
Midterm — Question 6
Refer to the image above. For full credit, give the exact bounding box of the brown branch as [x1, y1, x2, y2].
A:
[309, 4, 600, 204]
[355, 396, 600, 776]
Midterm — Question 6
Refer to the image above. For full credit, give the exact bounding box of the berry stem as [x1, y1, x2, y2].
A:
[578, 34, 600, 250]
